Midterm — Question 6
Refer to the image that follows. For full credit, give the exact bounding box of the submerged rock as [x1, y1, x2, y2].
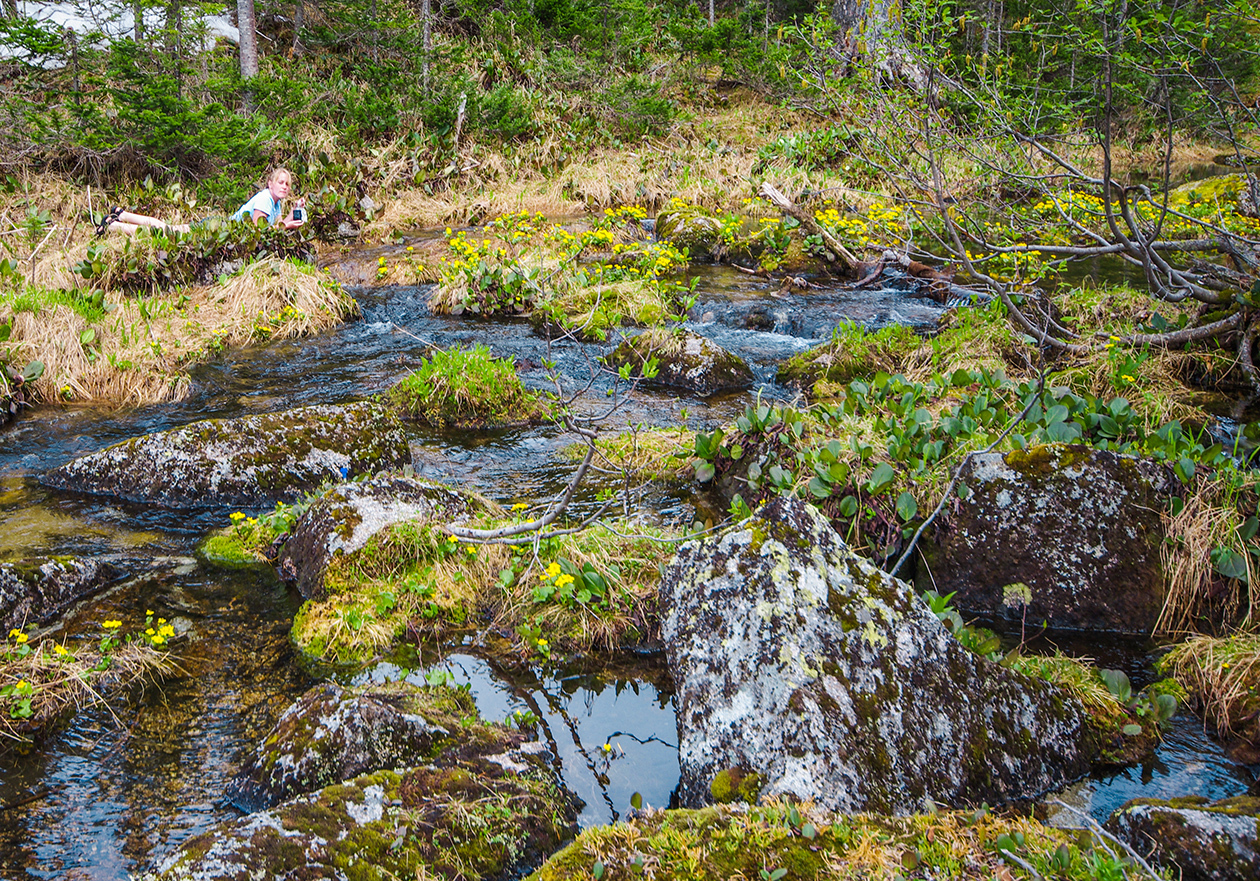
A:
[604, 328, 753, 397]
[660, 497, 1092, 814]
[0, 556, 116, 632]
[278, 473, 480, 599]
[1106, 795, 1260, 881]
[228, 681, 467, 811]
[918, 444, 1179, 634]
[44, 402, 409, 509]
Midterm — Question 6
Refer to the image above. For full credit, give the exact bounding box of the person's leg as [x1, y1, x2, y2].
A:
[103, 212, 190, 235]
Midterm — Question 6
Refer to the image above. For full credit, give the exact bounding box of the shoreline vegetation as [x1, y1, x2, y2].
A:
[2, 1, 1260, 877]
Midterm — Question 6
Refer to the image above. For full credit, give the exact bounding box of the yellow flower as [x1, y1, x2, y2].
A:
[1122, 374, 1136, 383]
[15, 633, 28, 644]
[151, 635, 166, 646]
[602, 743, 612, 753]
[537, 638, 548, 647]
[512, 502, 528, 511]
[465, 547, 477, 556]
[8, 628, 21, 640]
[102, 620, 122, 630]
[146, 628, 156, 636]
[146, 610, 154, 616]
[555, 573, 576, 587]
[53, 644, 68, 656]
[16, 680, 26, 689]
[159, 625, 175, 638]
[229, 512, 245, 522]
[406, 245, 414, 252]
[546, 562, 562, 578]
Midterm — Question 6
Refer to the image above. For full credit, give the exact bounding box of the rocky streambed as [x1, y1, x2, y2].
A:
[1, 265, 1258, 880]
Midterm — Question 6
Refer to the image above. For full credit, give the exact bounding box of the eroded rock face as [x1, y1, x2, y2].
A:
[278, 474, 479, 599]
[153, 684, 577, 881]
[919, 444, 1178, 634]
[0, 557, 116, 632]
[227, 681, 460, 812]
[1106, 795, 1260, 881]
[605, 329, 753, 397]
[660, 497, 1092, 814]
[44, 402, 409, 509]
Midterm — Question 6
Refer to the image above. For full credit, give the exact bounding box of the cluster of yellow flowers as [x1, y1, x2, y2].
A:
[539, 561, 575, 589]
[604, 205, 647, 223]
[7, 628, 28, 645]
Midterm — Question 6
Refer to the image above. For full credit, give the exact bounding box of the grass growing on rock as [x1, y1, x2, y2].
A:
[528, 802, 1163, 881]
[2, 616, 177, 744]
[384, 344, 550, 428]
[561, 426, 693, 483]
[290, 515, 677, 664]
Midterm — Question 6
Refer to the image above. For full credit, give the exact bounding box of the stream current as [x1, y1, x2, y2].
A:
[0, 263, 1254, 879]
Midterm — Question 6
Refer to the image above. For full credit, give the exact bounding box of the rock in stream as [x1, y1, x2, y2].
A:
[44, 401, 410, 509]
[660, 497, 1094, 814]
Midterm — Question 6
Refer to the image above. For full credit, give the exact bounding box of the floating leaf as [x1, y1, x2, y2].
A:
[630, 791, 642, 810]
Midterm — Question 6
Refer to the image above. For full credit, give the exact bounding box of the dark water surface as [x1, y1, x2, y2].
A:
[0, 268, 1253, 879]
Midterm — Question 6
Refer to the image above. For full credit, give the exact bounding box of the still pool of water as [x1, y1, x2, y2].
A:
[0, 267, 1255, 878]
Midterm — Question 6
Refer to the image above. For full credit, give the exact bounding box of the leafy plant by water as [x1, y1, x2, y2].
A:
[384, 343, 549, 428]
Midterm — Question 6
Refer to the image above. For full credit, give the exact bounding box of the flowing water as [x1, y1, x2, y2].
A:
[0, 260, 1254, 879]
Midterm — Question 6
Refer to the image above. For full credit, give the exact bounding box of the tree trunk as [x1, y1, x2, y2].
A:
[708, 0, 714, 27]
[831, 0, 930, 93]
[238, 0, 259, 80]
[293, 0, 305, 55]
[132, 0, 144, 40]
[422, 0, 431, 93]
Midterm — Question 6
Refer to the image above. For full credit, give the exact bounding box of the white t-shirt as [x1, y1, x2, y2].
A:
[233, 188, 282, 224]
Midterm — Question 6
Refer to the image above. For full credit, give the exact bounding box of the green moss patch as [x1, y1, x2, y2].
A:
[383, 344, 550, 428]
[529, 802, 1146, 881]
[777, 322, 919, 391]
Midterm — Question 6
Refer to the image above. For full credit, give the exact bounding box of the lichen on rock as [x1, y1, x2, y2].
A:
[151, 682, 579, 881]
[0, 556, 117, 632]
[1106, 794, 1260, 881]
[43, 401, 410, 509]
[660, 496, 1094, 814]
[604, 328, 753, 397]
[919, 444, 1179, 634]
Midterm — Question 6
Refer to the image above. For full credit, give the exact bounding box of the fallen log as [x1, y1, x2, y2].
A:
[758, 182, 857, 273]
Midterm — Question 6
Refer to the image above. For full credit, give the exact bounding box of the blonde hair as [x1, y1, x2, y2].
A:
[268, 167, 293, 184]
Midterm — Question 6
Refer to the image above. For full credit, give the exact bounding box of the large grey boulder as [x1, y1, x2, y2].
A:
[151, 684, 578, 881]
[277, 474, 480, 599]
[1106, 795, 1260, 881]
[604, 329, 753, 397]
[44, 402, 409, 509]
[919, 444, 1178, 634]
[0, 557, 116, 632]
[227, 681, 462, 812]
[660, 497, 1093, 814]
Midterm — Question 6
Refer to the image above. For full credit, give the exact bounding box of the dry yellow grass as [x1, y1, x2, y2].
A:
[2, 256, 357, 404]
[1160, 634, 1260, 748]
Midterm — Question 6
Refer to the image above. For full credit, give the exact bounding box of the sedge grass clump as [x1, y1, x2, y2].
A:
[384, 344, 549, 428]
[2, 615, 177, 744]
[1159, 634, 1260, 753]
[561, 426, 693, 482]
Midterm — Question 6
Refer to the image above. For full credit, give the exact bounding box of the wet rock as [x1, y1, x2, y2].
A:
[44, 402, 409, 509]
[918, 444, 1179, 634]
[655, 206, 723, 260]
[227, 681, 468, 811]
[152, 684, 578, 881]
[604, 328, 753, 397]
[660, 497, 1093, 814]
[278, 473, 482, 599]
[1106, 795, 1260, 881]
[0, 557, 116, 632]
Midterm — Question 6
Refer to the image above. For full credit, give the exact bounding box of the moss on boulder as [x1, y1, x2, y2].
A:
[1107, 795, 1260, 881]
[604, 328, 753, 397]
[776, 323, 918, 391]
[660, 496, 1094, 814]
[918, 444, 1180, 634]
[150, 682, 579, 881]
[0, 556, 116, 632]
[44, 401, 410, 508]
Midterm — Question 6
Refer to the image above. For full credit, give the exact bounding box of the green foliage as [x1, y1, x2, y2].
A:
[384, 343, 546, 428]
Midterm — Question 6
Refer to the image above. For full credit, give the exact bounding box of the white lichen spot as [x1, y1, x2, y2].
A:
[345, 784, 386, 825]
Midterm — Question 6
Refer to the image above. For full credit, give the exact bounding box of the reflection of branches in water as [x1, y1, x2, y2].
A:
[485, 657, 620, 821]
[606, 730, 677, 750]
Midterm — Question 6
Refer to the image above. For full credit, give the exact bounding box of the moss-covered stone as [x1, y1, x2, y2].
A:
[151, 683, 579, 881]
[1107, 794, 1260, 881]
[604, 328, 753, 397]
[0, 556, 116, 632]
[776, 324, 919, 391]
[44, 401, 410, 508]
[919, 444, 1180, 634]
[660, 497, 1095, 814]
[529, 803, 1135, 881]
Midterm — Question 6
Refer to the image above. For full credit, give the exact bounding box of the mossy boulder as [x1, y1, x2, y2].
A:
[277, 474, 482, 599]
[604, 329, 753, 397]
[918, 444, 1179, 634]
[0, 556, 116, 632]
[660, 497, 1093, 814]
[776, 324, 918, 391]
[227, 681, 475, 812]
[151, 683, 578, 881]
[1106, 795, 1260, 881]
[655, 206, 723, 260]
[44, 402, 410, 509]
